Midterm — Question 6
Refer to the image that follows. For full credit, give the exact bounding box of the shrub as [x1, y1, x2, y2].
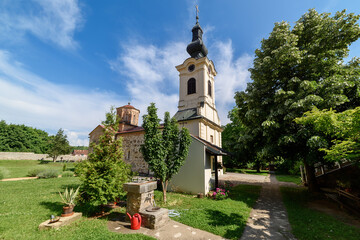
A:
[212, 188, 229, 200]
[27, 168, 43, 177]
[62, 163, 67, 172]
[37, 169, 59, 179]
[61, 171, 74, 177]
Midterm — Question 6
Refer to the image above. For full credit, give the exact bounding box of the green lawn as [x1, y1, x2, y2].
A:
[0, 160, 75, 178]
[281, 187, 360, 240]
[275, 174, 302, 185]
[156, 184, 261, 239]
[226, 168, 269, 176]
[0, 166, 262, 240]
[0, 177, 153, 240]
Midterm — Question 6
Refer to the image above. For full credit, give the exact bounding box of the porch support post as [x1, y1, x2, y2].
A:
[215, 155, 218, 189]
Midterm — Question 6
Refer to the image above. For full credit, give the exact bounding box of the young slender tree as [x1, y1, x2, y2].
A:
[141, 103, 191, 203]
[47, 128, 71, 162]
[235, 9, 360, 191]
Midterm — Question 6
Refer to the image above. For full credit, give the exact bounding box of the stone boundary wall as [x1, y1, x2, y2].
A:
[0, 152, 87, 161]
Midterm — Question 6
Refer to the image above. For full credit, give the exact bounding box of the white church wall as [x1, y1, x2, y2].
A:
[168, 137, 206, 194]
[179, 120, 199, 137]
[204, 152, 212, 193]
[200, 122, 206, 140]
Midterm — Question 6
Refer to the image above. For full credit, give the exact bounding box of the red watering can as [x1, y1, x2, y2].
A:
[127, 212, 142, 230]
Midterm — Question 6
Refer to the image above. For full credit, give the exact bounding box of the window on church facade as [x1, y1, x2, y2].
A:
[187, 78, 196, 94]
[210, 135, 213, 143]
[208, 80, 212, 96]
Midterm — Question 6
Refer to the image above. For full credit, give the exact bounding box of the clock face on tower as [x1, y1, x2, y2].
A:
[188, 64, 195, 72]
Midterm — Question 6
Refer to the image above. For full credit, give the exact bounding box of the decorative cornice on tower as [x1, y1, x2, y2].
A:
[186, 6, 208, 59]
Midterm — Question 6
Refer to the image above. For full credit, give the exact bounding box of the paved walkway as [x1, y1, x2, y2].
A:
[240, 173, 296, 240]
[1, 176, 38, 181]
[108, 213, 225, 240]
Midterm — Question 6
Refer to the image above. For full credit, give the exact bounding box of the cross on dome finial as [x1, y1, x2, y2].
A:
[195, 5, 199, 23]
[186, 4, 208, 59]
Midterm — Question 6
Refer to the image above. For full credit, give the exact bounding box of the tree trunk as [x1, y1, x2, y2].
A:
[255, 161, 260, 173]
[161, 180, 168, 203]
[303, 161, 320, 192]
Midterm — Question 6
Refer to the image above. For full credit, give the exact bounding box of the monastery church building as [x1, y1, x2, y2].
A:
[89, 14, 227, 194]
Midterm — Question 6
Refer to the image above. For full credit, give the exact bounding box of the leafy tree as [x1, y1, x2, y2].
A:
[47, 129, 71, 162]
[0, 120, 52, 153]
[235, 9, 360, 191]
[222, 108, 250, 169]
[296, 107, 360, 163]
[76, 126, 132, 206]
[141, 103, 191, 203]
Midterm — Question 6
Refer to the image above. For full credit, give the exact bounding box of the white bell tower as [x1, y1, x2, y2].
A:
[173, 13, 222, 147]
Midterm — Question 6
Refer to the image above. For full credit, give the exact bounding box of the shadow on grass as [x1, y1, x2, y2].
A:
[227, 185, 261, 207]
[60, 183, 81, 191]
[38, 160, 51, 164]
[40, 201, 63, 215]
[205, 209, 247, 239]
[40, 200, 111, 218]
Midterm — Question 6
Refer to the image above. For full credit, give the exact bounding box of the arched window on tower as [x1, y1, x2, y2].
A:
[208, 80, 212, 96]
[187, 78, 196, 94]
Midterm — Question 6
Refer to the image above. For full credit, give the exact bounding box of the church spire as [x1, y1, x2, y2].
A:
[186, 5, 208, 59]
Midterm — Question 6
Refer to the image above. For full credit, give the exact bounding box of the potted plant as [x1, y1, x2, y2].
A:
[59, 187, 80, 217]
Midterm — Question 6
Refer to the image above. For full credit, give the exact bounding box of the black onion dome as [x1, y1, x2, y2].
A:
[186, 16, 208, 59]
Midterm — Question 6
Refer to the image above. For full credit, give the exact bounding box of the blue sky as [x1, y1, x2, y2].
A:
[0, 0, 359, 146]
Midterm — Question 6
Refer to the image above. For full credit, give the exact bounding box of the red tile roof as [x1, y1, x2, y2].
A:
[122, 104, 135, 109]
[117, 126, 144, 134]
[117, 103, 139, 110]
[72, 150, 89, 155]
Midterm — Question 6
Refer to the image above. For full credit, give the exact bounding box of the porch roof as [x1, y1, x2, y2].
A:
[192, 135, 229, 156]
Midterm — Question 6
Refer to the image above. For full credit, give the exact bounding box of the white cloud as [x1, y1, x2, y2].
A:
[0, 50, 123, 146]
[109, 42, 189, 121]
[64, 129, 89, 146]
[0, 0, 83, 49]
[211, 40, 252, 124]
[110, 39, 252, 126]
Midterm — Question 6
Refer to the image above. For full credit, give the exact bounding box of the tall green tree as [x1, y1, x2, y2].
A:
[222, 108, 252, 169]
[47, 129, 71, 162]
[141, 103, 191, 203]
[235, 9, 360, 191]
[76, 126, 132, 206]
[296, 107, 360, 163]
